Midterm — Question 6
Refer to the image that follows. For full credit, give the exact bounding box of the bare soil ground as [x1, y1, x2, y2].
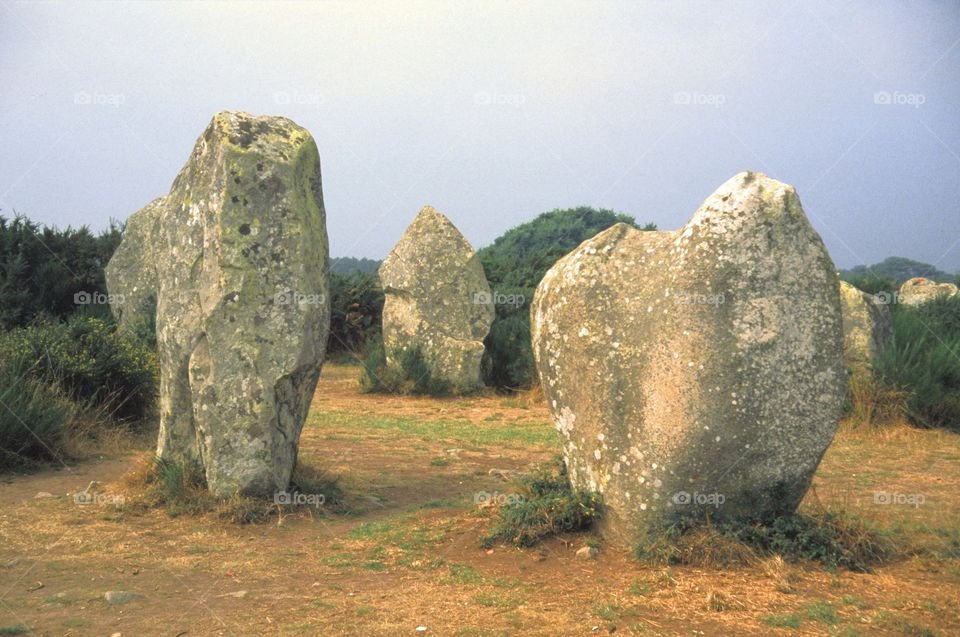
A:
[1, 362, 958, 636]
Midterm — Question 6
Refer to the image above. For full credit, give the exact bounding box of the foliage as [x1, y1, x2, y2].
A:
[839, 272, 900, 301]
[0, 314, 158, 425]
[477, 207, 656, 389]
[635, 510, 896, 572]
[359, 336, 453, 396]
[480, 455, 602, 547]
[329, 256, 381, 275]
[841, 256, 956, 285]
[327, 270, 383, 355]
[0, 212, 122, 329]
[875, 295, 960, 431]
[0, 353, 73, 471]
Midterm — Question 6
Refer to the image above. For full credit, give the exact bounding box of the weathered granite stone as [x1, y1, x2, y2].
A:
[379, 206, 493, 392]
[899, 277, 959, 306]
[531, 171, 846, 546]
[839, 281, 893, 370]
[106, 111, 329, 497]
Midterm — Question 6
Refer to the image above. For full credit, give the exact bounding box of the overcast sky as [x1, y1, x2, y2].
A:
[1, 1, 958, 272]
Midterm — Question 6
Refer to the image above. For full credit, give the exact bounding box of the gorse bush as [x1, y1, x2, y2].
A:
[875, 294, 960, 431]
[0, 314, 158, 425]
[480, 455, 602, 547]
[359, 336, 452, 396]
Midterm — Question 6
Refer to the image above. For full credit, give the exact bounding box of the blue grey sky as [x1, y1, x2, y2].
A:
[1, 1, 958, 272]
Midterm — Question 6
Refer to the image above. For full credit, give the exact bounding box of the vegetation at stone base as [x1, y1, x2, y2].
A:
[477, 206, 657, 390]
[329, 256, 381, 275]
[120, 455, 344, 523]
[327, 270, 383, 356]
[479, 455, 602, 548]
[875, 294, 960, 432]
[841, 256, 958, 285]
[0, 212, 122, 330]
[0, 314, 158, 471]
[634, 509, 898, 572]
[359, 336, 454, 396]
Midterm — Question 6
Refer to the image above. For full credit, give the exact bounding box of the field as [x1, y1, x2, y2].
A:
[1, 362, 958, 636]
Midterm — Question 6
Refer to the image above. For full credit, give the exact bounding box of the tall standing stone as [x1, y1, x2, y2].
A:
[379, 206, 494, 393]
[106, 111, 330, 497]
[531, 171, 846, 546]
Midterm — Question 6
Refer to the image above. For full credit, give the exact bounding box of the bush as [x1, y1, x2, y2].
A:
[359, 336, 453, 396]
[0, 354, 73, 471]
[480, 455, 602, 547]
[875, 295, 960, 431]
[327, 270, 383, 355]
[0, 314, 158, 426]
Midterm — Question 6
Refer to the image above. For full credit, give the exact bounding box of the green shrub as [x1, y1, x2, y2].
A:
[480, 455, 602, 547]
[0, 314, 158, 425]
[0, 354, 72, 471]
[359, 336, 453, 396]
[634, 510, 897, 572]
[876, 295, 960, 431]
[327, 270, 383, 355]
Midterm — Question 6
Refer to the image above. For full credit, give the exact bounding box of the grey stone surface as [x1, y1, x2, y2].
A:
[899, 277, 958, 306]
[531, 171, 846, 546]
[106, 111, 330, 497]
[839, 280, 892, 370]
[379, 206, 493, 392]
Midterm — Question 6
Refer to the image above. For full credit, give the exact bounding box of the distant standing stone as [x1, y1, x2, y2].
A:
[899, 277, 959, 306]
[379, 206, 494, 393]
[839, 281, 893, 370]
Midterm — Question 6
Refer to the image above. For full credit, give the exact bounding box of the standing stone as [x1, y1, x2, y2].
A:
[839, 281, 893, 370]
[531, 171, 846, 546]
[379, 206, 493, 393]
[899, 277, 959, 306]
[106, 111, 330, 497]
